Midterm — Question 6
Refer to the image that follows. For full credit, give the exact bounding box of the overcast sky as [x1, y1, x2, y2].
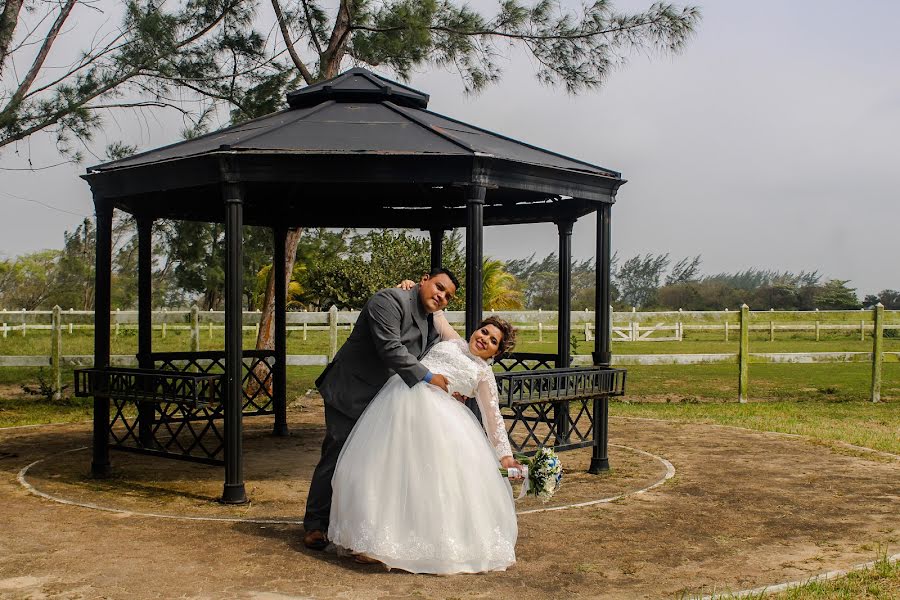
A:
[2, 0, 898, 297]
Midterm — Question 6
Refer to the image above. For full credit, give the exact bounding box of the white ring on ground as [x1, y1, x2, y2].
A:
[516, 443, 675, 515]
[1, 419, 92, 431]
[17, 444, 674, 522]
[693, 552, 900, 600]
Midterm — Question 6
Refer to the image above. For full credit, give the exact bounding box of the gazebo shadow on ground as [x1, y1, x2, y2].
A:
[21, 404, 668, 522]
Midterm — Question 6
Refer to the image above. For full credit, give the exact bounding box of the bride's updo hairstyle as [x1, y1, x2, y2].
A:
[477, 316, 517, 358]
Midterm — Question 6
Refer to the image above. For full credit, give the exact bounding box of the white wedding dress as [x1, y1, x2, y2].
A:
[328, 314, 517, 574]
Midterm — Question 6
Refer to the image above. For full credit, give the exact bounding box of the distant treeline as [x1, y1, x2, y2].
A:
[1, 220, 895, 312]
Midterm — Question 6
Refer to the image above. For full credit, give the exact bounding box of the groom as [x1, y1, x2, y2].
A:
[302, 268, 460, 550]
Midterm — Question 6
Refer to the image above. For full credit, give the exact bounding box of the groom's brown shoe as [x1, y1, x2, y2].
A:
[303, 529, 329, 551]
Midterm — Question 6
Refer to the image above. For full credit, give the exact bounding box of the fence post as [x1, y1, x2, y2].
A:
[538, 321, 543, 342]
[870, 303, 884, 402]
[677, 308, 683, 341]
[21, 308, 26, 336]
[161, 308, 167, 338]
[609, 305, 614, 345]
[115, 307, 120, 336]
[208, 320, 214, 339]
[769, 308, 775, 342]
[190, 305, 201, 352]
[69, 308, 74, 334]
[328, 305, 338, 361]
[51, 305, 62, 400]
[815, 308, 820, 341]
[724, 307, 729, 342]
[739, 304, 749, 403]
[255, 309, 261, 337]
[631, 306, 637, 341]
[860, 308, 865, 341]
[1, 321, 6, 339]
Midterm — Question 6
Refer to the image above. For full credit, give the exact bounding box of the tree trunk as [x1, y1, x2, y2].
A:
[249, 227, 302, 395]
[0, 0, 25, 76]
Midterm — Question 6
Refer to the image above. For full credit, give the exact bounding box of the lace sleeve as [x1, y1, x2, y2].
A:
[474, 365, 513, 460]
[432, 310, 461, 341]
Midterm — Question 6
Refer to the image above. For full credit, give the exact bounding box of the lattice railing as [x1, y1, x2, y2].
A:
[496, 366, 626, 455]
[495, 352, 557, 372]
[150, 350, 275, 415]
[76, 351, 276, 465]
[75, 366, 227, 463]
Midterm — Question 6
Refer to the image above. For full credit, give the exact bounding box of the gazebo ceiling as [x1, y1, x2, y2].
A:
[83, 68, 625, 227]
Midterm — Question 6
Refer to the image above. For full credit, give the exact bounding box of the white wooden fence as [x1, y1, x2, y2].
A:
[1, 305, 897, 402]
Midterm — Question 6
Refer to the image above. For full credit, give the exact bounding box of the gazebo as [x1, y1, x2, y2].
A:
[75, 67, 626, 504]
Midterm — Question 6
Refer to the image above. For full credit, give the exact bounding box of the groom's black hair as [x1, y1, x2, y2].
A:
[429, 267, 460, 290]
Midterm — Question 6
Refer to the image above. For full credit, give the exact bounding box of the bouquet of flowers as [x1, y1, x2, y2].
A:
[500, 448, 563, 502]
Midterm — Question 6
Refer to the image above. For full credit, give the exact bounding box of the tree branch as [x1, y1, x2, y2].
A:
[2, 0, 77, 116]
[22, 28, 131, 102]
[84, 100, 195, 117]
[1, 0, 245, 149]
[270, 0, 313, 84]
[352, 15, 669, 43]
[300, 0, 324, 56]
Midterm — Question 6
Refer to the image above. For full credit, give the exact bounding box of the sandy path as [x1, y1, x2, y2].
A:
[0, 409, 897, 600]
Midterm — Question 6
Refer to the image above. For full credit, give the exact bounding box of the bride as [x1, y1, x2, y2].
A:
[328, 308, 522, 574]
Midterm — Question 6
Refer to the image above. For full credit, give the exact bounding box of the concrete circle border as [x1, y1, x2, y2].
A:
[17, 443, 674, 522]
[694, 551, 900, 599]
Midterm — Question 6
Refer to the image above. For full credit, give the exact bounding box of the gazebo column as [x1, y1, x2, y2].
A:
[555, 218, 575, 445]
[590, 203, 613, 473]
[91, 197, 112, 478]
[221, 183, 248, 504]
[136, 216, 155, 448]
[465, 186, 486, 336]
[429, 228, 444, 272]
[272, 225, 289, 437]
[465, 186, 486, 421]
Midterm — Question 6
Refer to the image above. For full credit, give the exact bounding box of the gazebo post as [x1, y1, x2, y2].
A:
[429, 228, 444, 272]
[136, 216, 155, 448]
[464, 186, 485, 335]
[272, 225, 289, 437]
[465, 186, 486, 421]
[590, 203, 613, 473]
[91, 196, 112, 478]
[221, 183, 248, 504]
[555, 217, 575, 445]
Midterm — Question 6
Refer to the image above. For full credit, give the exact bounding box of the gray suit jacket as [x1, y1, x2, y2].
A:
[315, 286, 440, 420]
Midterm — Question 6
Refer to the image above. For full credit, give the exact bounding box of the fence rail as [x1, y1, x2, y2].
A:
[2, 305, 896, 402]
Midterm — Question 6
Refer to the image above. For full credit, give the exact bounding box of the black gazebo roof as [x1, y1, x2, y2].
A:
[84, 67, 624, 228]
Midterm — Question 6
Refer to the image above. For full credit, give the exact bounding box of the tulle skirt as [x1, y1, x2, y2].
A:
[328, 375, 517, 574]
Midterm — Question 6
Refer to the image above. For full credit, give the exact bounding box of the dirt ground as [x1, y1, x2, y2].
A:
[0, 401, 897, 600]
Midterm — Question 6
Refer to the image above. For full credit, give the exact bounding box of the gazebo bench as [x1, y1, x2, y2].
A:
[74, 367, 222, 408]
[495, 355, 626, 465]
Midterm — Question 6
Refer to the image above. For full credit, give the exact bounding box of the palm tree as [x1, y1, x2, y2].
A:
[482, 258, 524, 311]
